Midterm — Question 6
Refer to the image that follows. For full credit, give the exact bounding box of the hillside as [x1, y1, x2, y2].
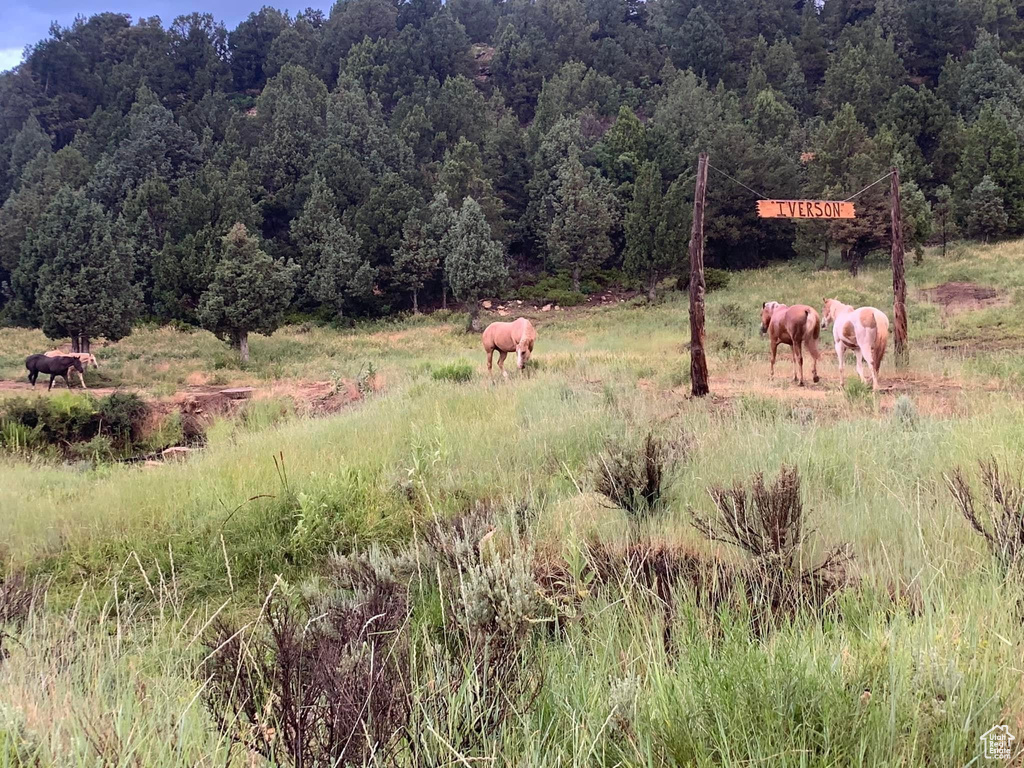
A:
[1, 0, 1024, 347]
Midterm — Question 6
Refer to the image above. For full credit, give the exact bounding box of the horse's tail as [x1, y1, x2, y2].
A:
[872, 311, 889, 372]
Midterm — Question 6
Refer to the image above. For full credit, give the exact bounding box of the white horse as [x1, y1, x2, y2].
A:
[821, 298, 889, 390]
[44, 350, 99, 389]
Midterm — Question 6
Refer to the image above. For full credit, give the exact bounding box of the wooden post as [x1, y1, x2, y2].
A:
[689, 153, 710, 397]
[890, 166, 908, 366]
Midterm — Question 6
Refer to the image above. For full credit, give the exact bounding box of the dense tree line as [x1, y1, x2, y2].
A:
[1, 0, 1023, 349]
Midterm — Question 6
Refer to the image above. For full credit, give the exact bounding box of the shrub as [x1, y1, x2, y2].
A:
[432, 360, 474, 383]
[518, 274, 587, 306]
[717, 301, 747, 327]
[691, 465, 853, 622]
[595, 433, 674, 521]
[203, 561, 411, 767]
[676, 268, 730, 293]
[99, 392, 148, 446]
[844, 377, 873, 403]
[946, 460, 1024, 576]
[892, 395, 918, 428]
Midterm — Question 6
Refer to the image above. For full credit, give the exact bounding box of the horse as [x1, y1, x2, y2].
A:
[482, 317, 537, 377]
[26, 354, 85, 391]
[760, 301, 822, 386]
[821, 298, 889, 390]
[44, 350, 99, 389]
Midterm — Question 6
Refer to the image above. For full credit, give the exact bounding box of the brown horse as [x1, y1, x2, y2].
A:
[482, 317, 536, 377]
[760, 301, 821, 386]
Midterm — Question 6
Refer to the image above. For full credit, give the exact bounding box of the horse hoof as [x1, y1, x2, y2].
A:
[813, 376, 820, 383]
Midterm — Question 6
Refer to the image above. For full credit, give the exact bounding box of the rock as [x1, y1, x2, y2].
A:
[498, 309, 509, 316]
[554, 305, 561, 310]
[542, 304, 552, 312]
[482, 300, 492, 309]
[162, 446, 194, 460]
[220, 387, 255, 400]
[516, 300, 523, 304]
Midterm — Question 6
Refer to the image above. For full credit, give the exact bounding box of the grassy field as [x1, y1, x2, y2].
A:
[2, 241, 1024, 766]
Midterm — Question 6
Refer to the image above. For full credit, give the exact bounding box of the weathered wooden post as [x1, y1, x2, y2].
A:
[890, 166, 908, 366]
[689, 152, 710, 397]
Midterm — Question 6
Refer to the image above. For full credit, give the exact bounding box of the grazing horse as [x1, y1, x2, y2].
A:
[821, 298, 889, 390]
[760, 301, 821, 386]
[26, 354, 85, 391]
[44, 350, 99, 389]
[482, 317, 537, 377]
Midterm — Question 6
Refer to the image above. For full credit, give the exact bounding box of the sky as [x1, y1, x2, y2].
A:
[0, 0, 333, 72]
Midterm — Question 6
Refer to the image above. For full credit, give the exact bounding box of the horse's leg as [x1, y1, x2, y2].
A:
[75, 367, 87, 390]
[834, 342, 845, 385]
[855, 348, 868, 384]
[806, 337, 821, 383]
[769, 340, 778, 378]
[486, 348, 494, 376]
[796, 345, 805, 386]
[498, 351, 508, 379]
[48, 374, 56, 391]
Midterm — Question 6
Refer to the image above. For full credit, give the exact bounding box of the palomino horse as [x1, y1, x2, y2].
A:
[482, 317, 536, 377]
[821, 298, 889, 390]
[45, 350, 99, 389]
[760, 302, 821, 386]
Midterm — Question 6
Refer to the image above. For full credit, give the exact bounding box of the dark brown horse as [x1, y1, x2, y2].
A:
[760, 302, 821, 386]
[26, 354, 85, 391]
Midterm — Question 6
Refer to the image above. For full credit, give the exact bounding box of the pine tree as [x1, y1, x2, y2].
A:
[392, 215, 436, 313]
[933, 185, 957, 256]
[546, 148, 617, 291]
[291, 172, 373, 312]
[7, 116, 51, 192]
[624, 161, 668, 300]
[198, 222, 298, 361]
[966, 175, 1008, 243]
[31, 187, 141, 352]
[444, 197, 507, 331]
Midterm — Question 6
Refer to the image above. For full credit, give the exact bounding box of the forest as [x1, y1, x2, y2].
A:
[1, 0, 1023, 346]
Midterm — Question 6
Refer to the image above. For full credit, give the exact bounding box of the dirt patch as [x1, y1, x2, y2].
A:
[924, 282, 1005, 314]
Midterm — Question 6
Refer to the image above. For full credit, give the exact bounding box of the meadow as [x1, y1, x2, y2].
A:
[2, 240, 1024, 766]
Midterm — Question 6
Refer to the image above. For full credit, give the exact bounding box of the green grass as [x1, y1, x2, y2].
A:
[3, 240, 1024, 766]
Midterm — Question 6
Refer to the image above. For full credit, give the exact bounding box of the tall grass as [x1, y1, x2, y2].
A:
[3, 241, 1024, 765]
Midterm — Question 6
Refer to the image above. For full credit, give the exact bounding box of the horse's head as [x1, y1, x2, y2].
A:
[84, 354, 98, 369]
[516, 341, 532, 370]
[760, 301, 780, 335]
[821, 298, 837, 328]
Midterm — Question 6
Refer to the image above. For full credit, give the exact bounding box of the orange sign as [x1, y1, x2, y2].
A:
[757, 200, 856, 219]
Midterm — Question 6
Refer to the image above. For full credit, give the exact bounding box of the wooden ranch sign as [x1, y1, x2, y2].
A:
[757, 199, 856, 219]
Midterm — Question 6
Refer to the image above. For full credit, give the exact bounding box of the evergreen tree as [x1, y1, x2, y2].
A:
[198, 222, 298, 362]
[392, 215, 436, 312]
[933, 184, 957, 256]
[546, 148, 618, 291]
[900, 179, 933, 263]
[444, 197, 507, 331]
[31, 187, 140, 351]
[624, 161, 669, 300]
[7, 116, 52, 193]
[251, 65, 328, 235]
[966, 175, 1008, 243]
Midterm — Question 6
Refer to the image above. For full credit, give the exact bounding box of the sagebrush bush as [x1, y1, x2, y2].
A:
[947, 459, 1024, 576]
[595, 433, 675, 521]
[892, 394, 918, 428]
